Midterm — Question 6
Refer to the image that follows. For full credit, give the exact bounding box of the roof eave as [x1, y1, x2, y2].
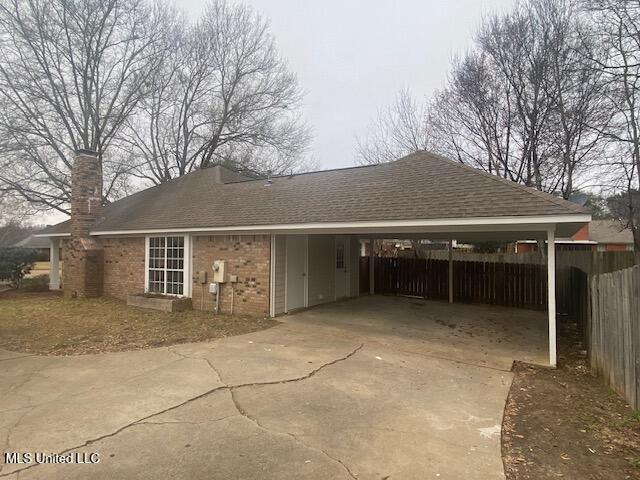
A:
[67, 213, 592, 237]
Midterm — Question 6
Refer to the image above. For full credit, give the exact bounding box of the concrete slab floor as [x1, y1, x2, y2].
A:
[0, 296, 545, 479]
[283, 295, 550, 370]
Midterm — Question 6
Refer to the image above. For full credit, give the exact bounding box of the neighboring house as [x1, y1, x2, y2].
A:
[360, 239, 474, 258]
[589, 220, 635, 251]
[514, 219, 634, 253]
[359, 239, 418, 257]
[37, 150, 589, 364]
[13, 234, 57, 260]
[13, 235, 64, 279]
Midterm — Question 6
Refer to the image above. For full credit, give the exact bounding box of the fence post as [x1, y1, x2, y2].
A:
[548, 228, 557, 367]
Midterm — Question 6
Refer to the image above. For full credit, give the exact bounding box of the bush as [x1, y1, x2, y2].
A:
[0, 247, 40, 288]
[21, 275, 50, 292]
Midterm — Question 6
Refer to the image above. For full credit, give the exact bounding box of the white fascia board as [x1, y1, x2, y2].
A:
[88, 214, 591, 237]
[517, 239, 597, 245]
[33, 232, 70, 238]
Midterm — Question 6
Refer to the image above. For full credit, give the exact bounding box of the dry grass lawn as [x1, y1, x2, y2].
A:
[0, 290, 278, 355]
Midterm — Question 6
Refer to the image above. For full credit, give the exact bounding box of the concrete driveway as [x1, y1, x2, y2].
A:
[0, 296, 546, 479]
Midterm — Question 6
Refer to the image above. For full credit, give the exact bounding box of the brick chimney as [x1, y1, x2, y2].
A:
[63, 149, 104, 298]
[70, 149, 103, 237]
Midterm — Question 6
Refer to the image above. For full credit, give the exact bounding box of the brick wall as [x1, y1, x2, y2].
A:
[102, 237, 146, 300]
[69, 151, 102, 238]
[192, 235, 270, 316]
[62, 233, 271, 316]
[63, 238, 104, 298]
[64, 150, 104, 298]
[572, 224, 590, 241]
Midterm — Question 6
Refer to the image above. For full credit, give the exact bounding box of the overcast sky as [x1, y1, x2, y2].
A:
[183, 0, 514, 169]
[42, 0, 515, 225]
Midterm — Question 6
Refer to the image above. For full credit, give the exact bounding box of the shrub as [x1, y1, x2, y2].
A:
[0, 247, 40, 288]
[21, 274, 50, 292]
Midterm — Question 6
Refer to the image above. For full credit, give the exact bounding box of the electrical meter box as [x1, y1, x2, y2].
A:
[208, 282, 218, 294]
[194, 271, 207, 284]
[212, 260, 227, 283]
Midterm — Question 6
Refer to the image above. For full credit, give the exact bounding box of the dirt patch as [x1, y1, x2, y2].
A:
[502, 319, 640, 479]
[0, 290, 278, 355]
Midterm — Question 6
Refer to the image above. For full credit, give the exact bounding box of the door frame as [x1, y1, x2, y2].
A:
[284, 234, 308, 312]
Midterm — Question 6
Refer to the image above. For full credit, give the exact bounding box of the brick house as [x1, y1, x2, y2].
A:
[38, 150, 590, 364]
[515, 220, 635, 253]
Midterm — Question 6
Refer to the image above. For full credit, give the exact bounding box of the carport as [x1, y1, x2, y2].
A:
[268, 213, 587, 367]
[259, 155, 590, 368]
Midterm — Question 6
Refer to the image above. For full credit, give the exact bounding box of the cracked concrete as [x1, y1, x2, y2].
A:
[0, 296, 544, 479]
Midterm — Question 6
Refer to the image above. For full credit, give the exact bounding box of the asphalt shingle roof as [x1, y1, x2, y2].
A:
[41, 151, 586, 235]
[589, 219, 634, 244]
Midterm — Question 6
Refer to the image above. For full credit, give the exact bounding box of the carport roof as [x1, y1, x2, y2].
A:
[39, 151, 588, 237]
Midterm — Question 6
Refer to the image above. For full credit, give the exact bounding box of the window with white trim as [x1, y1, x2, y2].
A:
[147, 236, 185, 295]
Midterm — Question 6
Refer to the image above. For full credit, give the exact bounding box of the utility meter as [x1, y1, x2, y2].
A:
[212, 260, 227, 283]
[194, 271, 207, 284]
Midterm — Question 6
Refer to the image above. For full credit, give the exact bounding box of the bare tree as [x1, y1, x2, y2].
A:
[538, 0, 611, 198]
[0, 0, 170, 214]
[430, 52, 516, 179]
[607, 164, 640, 251]
[582, 0, 640, 247]
[355, 88, 431, 165]
[124, 0, 311, 184]
[477, 1, 561, 191]
[358, 0, 610, 206]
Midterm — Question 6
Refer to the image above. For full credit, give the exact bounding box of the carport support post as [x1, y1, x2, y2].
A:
[369, 238, 375, 294]
[547, 228, 557, 367]
[49, 238, 60, 290]
[448, 239, 453, 303]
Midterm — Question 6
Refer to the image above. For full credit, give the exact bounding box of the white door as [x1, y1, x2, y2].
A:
[335, 235, 350, 299]
[286, 235, 307, 311]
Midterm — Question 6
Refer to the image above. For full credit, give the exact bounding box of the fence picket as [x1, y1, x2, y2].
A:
[369, 256, 551, 310]
[586, 265, 640, 409]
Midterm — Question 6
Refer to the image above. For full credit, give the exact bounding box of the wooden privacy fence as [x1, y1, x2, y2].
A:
[589, 266, 640, 409]
[360, 256, 548, 309]
[558, 267, 590, 337]
[421, 250, 637, 274]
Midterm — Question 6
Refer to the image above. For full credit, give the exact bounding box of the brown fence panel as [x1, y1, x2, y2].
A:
[371, 256, 548, 310]
[368, 253, 633, 315]
[588, 265, 640, 409]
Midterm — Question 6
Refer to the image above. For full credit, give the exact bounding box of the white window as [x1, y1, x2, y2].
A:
[146, 236, 186, 296]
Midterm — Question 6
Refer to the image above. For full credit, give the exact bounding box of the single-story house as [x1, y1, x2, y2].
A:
[37, 150, 590, 366]
[515, 219, 634, 253]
